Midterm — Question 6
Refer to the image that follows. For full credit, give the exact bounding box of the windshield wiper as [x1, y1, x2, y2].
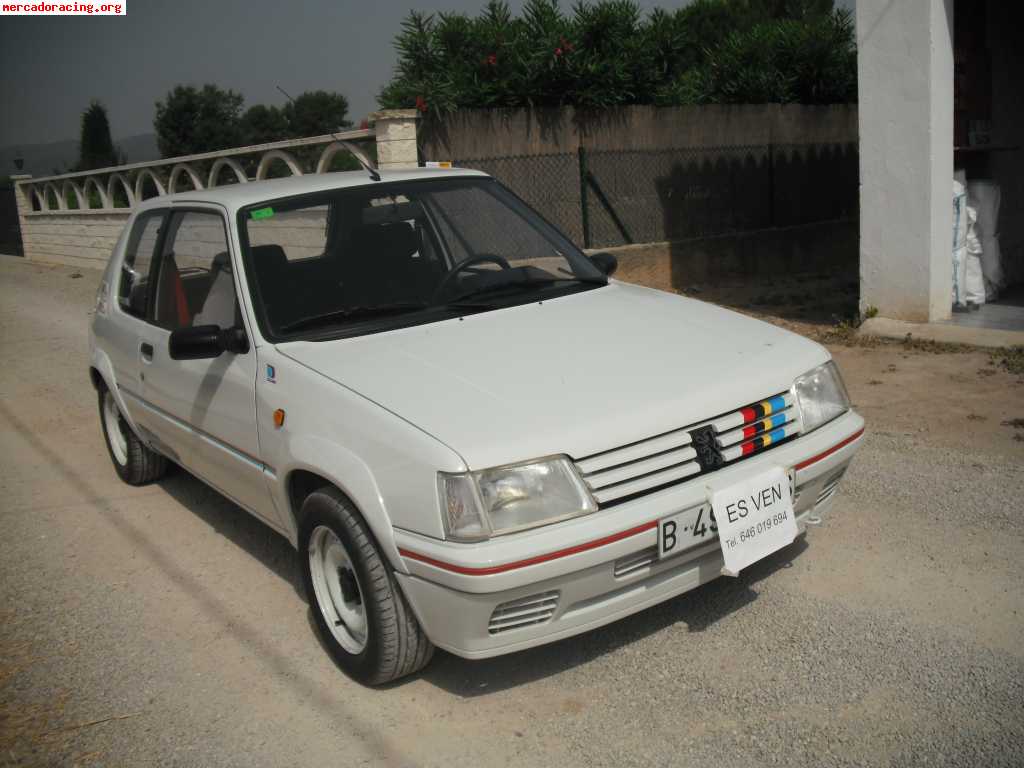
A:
[279, 302, 427, 333]
[446, 275, 605, 306]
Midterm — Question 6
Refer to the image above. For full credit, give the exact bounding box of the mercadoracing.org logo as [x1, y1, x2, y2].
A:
[2, 1, 125, 13]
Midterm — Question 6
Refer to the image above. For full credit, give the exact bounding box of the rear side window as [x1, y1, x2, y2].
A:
[118, 212, 163, 318]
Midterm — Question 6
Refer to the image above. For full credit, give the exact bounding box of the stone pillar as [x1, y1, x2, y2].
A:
[11, 174, 33, 259]
[857, 0, 954, 322]
[370, 110, 420, 170]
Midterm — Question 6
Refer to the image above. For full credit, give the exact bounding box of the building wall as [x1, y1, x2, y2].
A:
[20, 211, 130, 269]
[858, 0, 954, 322]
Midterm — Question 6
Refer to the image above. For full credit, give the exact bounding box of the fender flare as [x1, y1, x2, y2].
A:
[276, 435, 408, 573]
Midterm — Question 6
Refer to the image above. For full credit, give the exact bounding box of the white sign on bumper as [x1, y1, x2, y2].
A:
[711, 466, 797, 576]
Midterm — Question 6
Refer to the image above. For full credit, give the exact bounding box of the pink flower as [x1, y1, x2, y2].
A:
[485, 53, 497, 66]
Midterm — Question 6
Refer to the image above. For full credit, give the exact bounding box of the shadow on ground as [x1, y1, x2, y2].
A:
[417, 538, 807, 697]
[153, 458, 810, 697]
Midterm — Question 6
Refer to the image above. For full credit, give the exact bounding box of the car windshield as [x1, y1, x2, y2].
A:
[238, 177, 607, 340]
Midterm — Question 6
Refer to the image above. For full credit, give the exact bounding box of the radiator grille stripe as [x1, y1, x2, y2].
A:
[740, 395, 787, 424]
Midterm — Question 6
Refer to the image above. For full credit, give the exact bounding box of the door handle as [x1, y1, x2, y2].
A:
[140, 342, 154, 361]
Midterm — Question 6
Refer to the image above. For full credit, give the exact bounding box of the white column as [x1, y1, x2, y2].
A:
[11, 174, 33, 259]
[857, 0, 954, 322]
[370, 110, 420, 170]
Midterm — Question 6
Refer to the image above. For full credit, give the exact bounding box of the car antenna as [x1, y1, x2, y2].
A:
[275, 85, 381, 182]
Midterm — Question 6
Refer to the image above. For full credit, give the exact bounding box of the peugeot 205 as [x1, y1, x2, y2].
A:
[89, 166, 864, 684]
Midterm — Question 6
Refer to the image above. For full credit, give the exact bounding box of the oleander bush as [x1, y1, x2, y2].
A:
[378, 0, 856, 115]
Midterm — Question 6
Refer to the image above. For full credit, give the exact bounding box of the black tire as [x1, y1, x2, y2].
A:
[299, 486, 434, 685]
[98, 387, 167, 486]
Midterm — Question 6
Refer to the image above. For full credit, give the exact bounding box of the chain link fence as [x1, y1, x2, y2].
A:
[456, 142, 858, 250]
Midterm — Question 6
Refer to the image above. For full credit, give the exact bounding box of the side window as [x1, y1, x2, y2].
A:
[118, 212, 163, 318]
[154, 211, 238, 331]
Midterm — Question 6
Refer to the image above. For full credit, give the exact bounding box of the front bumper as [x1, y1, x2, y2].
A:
[394, 410, 863, 659]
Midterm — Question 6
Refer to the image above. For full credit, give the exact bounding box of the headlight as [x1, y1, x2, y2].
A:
[438, 456, 597, 541]
[793, 361, 851, 433]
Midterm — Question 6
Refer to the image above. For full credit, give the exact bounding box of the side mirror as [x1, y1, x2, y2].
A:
[589, 251, 618, 277]
[128, 282, 148, 315]
[169, 325, 249, 360]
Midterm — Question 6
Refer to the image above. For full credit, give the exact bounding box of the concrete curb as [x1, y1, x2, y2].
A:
[859, 317, 1024, 349]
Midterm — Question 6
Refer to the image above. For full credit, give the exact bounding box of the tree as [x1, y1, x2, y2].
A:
[77, 101, 119, 170]
[240, 104, 289, 145]
[154, 84, 245, 158]
[282, 90, 353, 138]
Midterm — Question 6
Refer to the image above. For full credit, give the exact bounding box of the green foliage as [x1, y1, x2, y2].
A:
[77, 101, 119, 170]
[240, 104, 290, 145]
[154, 84, 245, 157]
[379, 0, 855, 114]
[699, 8, 856, 104]
[156, 86, 355, 158]
[282, 90, 353, 137]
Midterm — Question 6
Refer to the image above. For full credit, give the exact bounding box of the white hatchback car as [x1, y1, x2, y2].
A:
[90, 168, 864, 684]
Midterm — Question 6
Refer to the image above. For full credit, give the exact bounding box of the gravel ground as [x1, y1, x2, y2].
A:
[1, 256, 1022, 767]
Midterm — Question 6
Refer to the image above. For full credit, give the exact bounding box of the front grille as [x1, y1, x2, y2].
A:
[576, 392, 800, 508]
[488, 591, 560, 635]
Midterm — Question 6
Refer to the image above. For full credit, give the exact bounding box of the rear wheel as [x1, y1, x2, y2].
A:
[98, 387, 167, 485]
[300, 487, 434, 685]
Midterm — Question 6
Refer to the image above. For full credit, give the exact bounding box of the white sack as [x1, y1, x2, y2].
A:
[980, 235, 1003, 300]
[964, 206, 986, 305]
[952, 245, 968, 307]
[967, 180, 1001, 237]
[952, 180, 968, 251]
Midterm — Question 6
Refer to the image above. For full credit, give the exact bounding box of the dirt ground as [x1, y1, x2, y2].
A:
[1, 257, 1022, 767]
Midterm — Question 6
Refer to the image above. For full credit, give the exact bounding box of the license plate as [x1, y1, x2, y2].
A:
[711, 466, 797, 576]
[658, 503, 717, 559]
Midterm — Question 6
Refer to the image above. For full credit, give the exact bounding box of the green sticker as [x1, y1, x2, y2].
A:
[250, 207, 274, 220]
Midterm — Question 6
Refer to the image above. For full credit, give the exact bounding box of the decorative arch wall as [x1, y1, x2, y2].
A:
[208, 158, 248, 187]
[255, 150, 302, 180]
[107, 174, 135, 208]
[133, 169, 166, 202]
[43, 182, 64, 211]
[83, 177, 111, 209]
[168, 163, 204, 193]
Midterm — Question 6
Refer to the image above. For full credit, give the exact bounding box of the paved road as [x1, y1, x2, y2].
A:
[2, 256, 1023, 767]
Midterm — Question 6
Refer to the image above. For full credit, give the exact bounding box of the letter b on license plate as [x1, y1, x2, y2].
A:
[658, 503, 716, 559]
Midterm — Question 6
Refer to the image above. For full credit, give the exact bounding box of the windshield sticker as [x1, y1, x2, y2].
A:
[250, 207, 275, 220]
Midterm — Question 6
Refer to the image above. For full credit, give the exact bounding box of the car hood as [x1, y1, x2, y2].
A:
[276, 282, 830, 469]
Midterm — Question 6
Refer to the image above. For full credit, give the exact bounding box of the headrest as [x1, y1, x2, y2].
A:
[211, 251, 232, 274]
[350, 222, 418, 263]
[250, 244, 289, 273]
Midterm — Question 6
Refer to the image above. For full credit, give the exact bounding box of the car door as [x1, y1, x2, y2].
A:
[138, 206, 276, 525]
[110, 209, 166, 431]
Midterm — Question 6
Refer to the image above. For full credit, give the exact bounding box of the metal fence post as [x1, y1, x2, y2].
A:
[578, 146, 591, 249]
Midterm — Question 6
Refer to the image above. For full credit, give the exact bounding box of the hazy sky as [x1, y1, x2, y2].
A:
[0, 0, 854, 148]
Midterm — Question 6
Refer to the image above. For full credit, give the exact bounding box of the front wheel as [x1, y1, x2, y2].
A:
[98, 387, 167, 486]
[300, 487, 434, 685]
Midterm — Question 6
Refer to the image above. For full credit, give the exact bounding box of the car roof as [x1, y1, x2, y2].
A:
[135, 166, 491, 213]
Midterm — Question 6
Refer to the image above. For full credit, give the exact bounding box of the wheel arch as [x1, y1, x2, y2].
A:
[89, 365, 105, 391]
[277, 444, 407, 574]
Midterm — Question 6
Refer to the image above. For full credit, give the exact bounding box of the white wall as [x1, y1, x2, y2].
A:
[20, 211, 131, 270]
[858, 0, 954, 322]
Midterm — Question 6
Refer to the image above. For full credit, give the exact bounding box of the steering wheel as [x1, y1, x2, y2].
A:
[431, 254, 511, 303]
